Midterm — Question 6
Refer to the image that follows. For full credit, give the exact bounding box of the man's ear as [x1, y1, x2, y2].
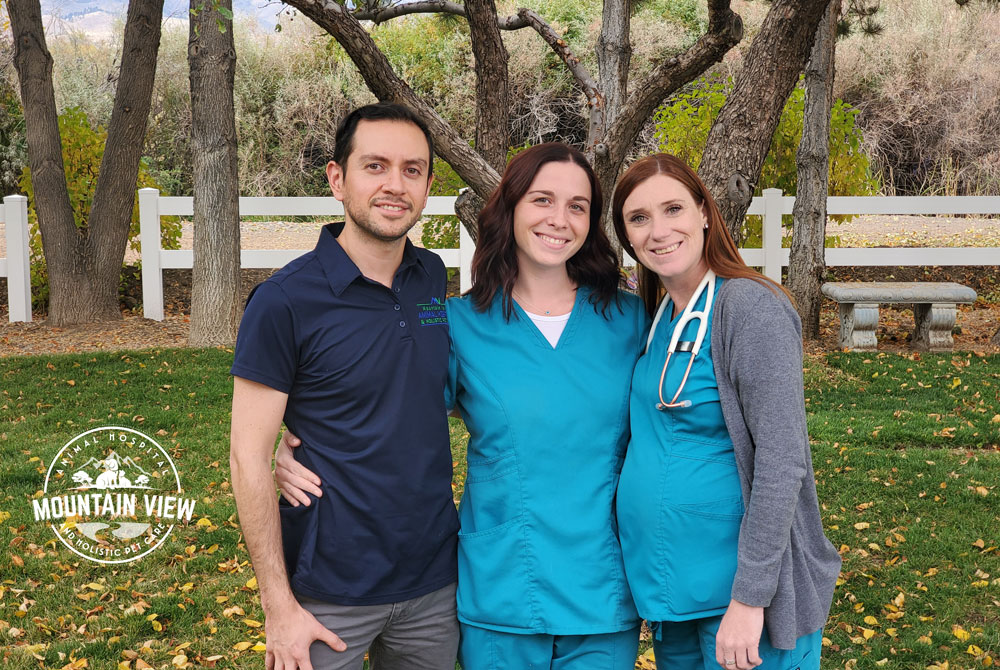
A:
[425, 172, 435, 199]
[326, 161, 345, 201]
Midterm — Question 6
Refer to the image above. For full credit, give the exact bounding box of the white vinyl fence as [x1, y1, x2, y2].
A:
[1, 195, 31, 323]
[5, 189, 997, 323]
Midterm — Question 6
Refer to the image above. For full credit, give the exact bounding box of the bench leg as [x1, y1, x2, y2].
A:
[913, 303, 957, 352]
[838, 302, 879, 351]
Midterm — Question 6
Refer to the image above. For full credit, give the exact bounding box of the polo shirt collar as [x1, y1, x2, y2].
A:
[317, 222, 427, 296]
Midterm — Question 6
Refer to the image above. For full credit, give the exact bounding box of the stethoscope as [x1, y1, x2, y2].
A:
[643, 270, 717, 410]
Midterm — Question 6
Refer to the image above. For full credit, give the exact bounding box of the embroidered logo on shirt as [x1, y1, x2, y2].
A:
[417, 297, 448, 326]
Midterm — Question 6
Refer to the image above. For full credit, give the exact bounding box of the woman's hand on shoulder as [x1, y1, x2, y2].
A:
[715, 599, 764, 670]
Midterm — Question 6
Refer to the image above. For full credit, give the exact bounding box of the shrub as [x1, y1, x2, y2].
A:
[653, 75, 879, 242]
[18, 108, 181, 310]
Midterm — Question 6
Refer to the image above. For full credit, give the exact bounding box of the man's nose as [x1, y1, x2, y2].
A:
[381, 168, 406, 193]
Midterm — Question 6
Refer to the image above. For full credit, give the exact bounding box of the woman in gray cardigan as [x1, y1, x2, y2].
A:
[611, 154, 841, 670]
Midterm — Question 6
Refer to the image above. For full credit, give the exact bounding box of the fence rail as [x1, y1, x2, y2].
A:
[136, 188, 998, 320]
[4, 189, 998, 324]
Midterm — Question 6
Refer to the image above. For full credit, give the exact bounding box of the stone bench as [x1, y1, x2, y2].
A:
[820, 282, 977, 352]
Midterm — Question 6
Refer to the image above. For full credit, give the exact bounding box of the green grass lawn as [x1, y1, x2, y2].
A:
[1, 349, 997, 669]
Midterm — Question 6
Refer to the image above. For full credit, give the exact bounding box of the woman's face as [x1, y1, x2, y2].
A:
[621, 174, 709, 288]
[513, 161, 592, 275]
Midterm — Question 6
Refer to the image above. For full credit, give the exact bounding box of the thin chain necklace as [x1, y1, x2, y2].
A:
[512, 286, 577, 316]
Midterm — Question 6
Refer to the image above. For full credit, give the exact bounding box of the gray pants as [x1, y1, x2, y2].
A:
[296, 582, 458, 670]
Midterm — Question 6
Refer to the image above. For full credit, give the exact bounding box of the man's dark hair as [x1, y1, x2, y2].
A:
[333, 103, 435, 176]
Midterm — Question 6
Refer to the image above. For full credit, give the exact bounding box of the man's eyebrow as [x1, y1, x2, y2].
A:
[356, 154, 428, 168]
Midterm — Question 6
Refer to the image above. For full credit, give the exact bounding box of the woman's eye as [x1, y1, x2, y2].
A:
[534, 197, 550, 204]
[666, 205, 682, 215]
[628, 214, 647, 224]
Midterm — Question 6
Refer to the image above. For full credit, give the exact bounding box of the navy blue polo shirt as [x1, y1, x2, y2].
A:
[231, 222, 458, 606]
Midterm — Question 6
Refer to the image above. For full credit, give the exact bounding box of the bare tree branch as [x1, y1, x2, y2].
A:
[355, 0, 530, 30]
[699, 0, 830, 239]
[516, 8, 604, 146]
[598, 0, 742, 172]
[282, 0, 500, 201]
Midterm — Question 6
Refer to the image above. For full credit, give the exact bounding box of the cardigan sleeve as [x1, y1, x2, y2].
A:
[722, 284, 811, 608]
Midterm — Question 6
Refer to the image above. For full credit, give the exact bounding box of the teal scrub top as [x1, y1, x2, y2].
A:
[446, 288, 648, 635]
[617, 276, 745, 622]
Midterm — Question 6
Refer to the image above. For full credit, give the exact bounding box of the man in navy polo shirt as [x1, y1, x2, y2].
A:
[230, 103, 459, 670]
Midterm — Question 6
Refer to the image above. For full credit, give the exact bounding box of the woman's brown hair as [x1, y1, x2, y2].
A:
[611, 153, 791, 317]
[468, 143, 620, 320]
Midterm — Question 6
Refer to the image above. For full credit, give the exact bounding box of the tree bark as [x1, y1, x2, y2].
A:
[10, 0, 163, 325]
[8, 0, 77, 318]
[464, 0, 509, 174]
[188, 0, 241, 346]
[698, 0, 830, 242]
[788, 0, 839, 339]
[596, 0, 630, 134]
[283, 0, 501, 203]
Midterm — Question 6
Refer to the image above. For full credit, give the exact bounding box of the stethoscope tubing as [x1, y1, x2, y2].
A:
[644, 270, 717, 411]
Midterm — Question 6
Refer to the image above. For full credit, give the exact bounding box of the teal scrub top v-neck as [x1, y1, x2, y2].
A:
[445, 288, 649, 635]
[617, 276, 746, 622]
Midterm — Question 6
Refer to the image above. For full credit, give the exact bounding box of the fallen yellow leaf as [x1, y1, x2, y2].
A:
[252, 643, 267, 652]
[232, 641, 253, 651]
[854, 522, 870, 530]
[953, 625, 971, 641]
[969, 645, 984, 656]
[245, 576, 258, 590]
[243, 618, 263, 628]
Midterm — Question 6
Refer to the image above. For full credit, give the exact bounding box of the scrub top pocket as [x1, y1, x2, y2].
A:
[461, 452, 521, 535]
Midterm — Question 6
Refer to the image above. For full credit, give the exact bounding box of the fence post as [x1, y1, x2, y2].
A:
[138, 188, 164, 321]
[761, 188, 784, 284]
[459, 222, 474, 293]
[4, 195, 31, 323]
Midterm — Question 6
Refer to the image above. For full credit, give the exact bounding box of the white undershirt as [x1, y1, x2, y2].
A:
[524, 309, 571, 347]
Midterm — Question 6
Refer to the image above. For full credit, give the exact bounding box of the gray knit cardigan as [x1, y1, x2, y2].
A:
[710, 278, 842, 650]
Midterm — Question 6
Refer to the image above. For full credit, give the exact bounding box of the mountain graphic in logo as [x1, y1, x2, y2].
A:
[70, 450, 153, 490]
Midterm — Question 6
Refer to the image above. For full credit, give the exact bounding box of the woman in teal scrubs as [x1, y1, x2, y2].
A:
[610, 154, 841, 670]
[276, 143, 647, 669]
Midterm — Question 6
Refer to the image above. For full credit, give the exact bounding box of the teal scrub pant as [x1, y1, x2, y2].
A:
[651, 617, 822, 670]
[458, 623, 640, 670]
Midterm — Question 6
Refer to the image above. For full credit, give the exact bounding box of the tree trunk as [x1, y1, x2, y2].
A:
[188, 0, 241, 346]
[10, 0, 163, 326]
[465, 0, 510, 173]
[788, 0, 839, 339]
[9, 0, 78, 319]
[698, 0, 830, 242]
[595, 0, 630, 135]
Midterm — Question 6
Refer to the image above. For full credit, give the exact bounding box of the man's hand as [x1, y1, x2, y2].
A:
[715, 599, 764, 670]
[265, 599, 347, 670]
[274, 430, 323, 506]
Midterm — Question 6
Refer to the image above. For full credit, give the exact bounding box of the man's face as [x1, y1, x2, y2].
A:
[326, 119, 434, 243]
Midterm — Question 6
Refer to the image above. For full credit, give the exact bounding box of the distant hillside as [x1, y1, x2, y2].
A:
[41, 0, 280, 37]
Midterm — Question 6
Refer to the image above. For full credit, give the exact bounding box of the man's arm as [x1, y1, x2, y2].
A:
[230, 376, 346, 670]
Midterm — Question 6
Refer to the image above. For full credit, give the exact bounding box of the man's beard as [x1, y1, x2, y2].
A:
[343, 196, 421, 243]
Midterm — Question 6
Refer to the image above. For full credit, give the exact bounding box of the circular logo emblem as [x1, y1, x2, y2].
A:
[32, 426, 196, 564]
